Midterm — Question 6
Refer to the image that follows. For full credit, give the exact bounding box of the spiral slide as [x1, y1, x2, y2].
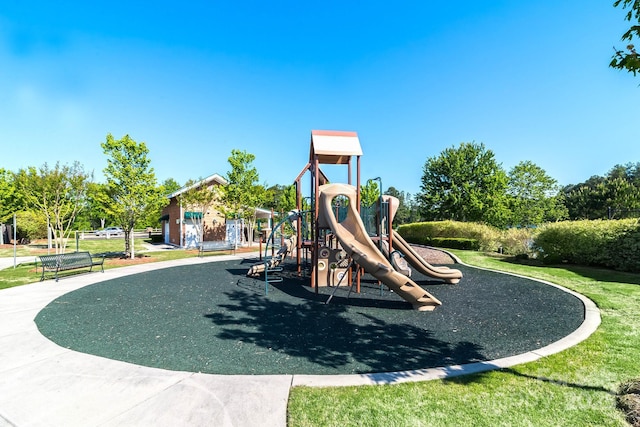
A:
[317, 183, 441, 311]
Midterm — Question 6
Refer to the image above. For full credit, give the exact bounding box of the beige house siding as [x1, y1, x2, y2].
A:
[160, 174, 228, 248]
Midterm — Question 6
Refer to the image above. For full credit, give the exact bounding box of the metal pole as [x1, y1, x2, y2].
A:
[13, 213, 17, 269]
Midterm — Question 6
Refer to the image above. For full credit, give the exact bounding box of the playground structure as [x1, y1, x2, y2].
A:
[246, 211, 300, 278]
[317, 183, 442, 311]
[250, 130, 462, 310]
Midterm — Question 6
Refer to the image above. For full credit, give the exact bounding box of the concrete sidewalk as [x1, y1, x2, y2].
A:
[0, 255, 291, 427]
[0, 256, 36, 271]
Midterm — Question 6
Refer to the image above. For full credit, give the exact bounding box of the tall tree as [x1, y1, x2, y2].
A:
[386, 186, 420, 225]
[160, 178, 182, 196]
[79, 182, 114, 231]
[14, 162, 92, 253]
[611, 0, 640, 75]
[135, 178, 183, 231]
[221, 149, 267, 245]
[360, 180, 381, 207]
[265, 184, 298, 213]
[101, 133, 164, 258]
[418, 142, 508, 227]
[507, 161, 568, 226]
[563, 162, 640, 219]
[0, 168, 21, 223]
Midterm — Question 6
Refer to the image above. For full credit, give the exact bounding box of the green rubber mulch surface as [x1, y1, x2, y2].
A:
[35, 259, 585, 375]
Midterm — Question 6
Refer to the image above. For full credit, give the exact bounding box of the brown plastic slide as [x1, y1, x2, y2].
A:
[391, 231, 462, 284]
[317, 183, 441, 311]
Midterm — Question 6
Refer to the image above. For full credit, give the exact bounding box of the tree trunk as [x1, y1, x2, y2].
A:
[124, 230, 132, 258]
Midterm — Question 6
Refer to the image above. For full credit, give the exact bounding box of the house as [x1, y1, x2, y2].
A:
[160, 174, 228, 248]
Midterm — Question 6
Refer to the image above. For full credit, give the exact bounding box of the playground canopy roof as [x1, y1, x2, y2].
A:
[309, 130, 362, 165]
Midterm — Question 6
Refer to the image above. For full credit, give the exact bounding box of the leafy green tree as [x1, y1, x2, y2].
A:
[418, 142, 509, 227]
[360, 180, 381, 207]
[507, 161, 567, 226]
[101, 133, 165, 258]
[386, 186, 422, 225]
[279, 184, 299, 213]
[611, 0, 640, 75]
[74, 182, 113, 231]
[178, 178, 221, 245]
[265, 184, 302, 214]
[161, 178, 182, 195]
[221, 149, 268, 245]
[135, 178, 183, 230]
[0, 168, 22, 223]
[14, 162, 92, 252]
[563, 163, 640, 219]
[562, 176, 608, 219]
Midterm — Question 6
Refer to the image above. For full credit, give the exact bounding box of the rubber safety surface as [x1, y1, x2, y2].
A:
[35, 259, 585, 375]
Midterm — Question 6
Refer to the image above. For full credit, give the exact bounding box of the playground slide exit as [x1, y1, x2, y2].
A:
[391, 231, 463, 284]
[317, 183, 441, 311]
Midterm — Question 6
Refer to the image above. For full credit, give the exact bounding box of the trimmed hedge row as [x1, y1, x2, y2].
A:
[430, 237, 480, 251]
[397, 221, 503, 252]
[398, 219, 640, 272]
[534, 219, 640, 272]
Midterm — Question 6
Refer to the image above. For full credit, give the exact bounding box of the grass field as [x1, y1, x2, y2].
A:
[0, 238, 200, 289]
[287, 251, 640, 426]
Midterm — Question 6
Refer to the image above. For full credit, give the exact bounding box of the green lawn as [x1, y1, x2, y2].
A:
[287, 251, 640, 426]
[0, 238, 198, 289]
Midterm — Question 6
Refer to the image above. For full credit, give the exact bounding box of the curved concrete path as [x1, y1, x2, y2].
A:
[0, 254, 600, 426]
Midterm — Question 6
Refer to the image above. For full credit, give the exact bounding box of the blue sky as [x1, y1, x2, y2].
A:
[0, 1, 638, 196]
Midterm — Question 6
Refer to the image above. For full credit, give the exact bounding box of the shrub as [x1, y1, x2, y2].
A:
[430, 237, 480, 250]
[14, 210, 48, 241]
[533, 219, 640, 272]
[500, 227, 535, 256]
[397, 221, 501, 251]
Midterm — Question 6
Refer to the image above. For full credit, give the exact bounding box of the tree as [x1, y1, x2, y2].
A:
[135, 178, 182, 231]
[0, 168, 22, 223]
[611, 0, 640, 75]
[101, 133, 165, 258]
[360, 180, 381, 207]
[264, 184, 297, 213]
[562, 176, 608, 219]
[221, 149, 267, 245]
[160, 178, 182, 196]
[418, 142, 508, 227]
[386, 186, 421, 225]
[14, 162, 92, 253]
[178, 178, 221, 246]
[563, 162, 640, 219]
[506, 161, 567, 226]
[76, 182, 113, 231]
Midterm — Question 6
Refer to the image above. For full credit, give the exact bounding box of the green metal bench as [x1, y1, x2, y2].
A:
[38, 251, 105, 282]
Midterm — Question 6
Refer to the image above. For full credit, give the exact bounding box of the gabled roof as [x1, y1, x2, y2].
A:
[167, 173, 228, 199]
[309, 130, 362, 164]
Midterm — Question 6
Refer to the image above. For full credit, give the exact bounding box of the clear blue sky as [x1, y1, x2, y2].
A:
[1, 1, 638, 196]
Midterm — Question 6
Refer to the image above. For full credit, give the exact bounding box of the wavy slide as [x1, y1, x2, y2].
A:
[317, 183, 441, 311]
[391, 231, 462, 284]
